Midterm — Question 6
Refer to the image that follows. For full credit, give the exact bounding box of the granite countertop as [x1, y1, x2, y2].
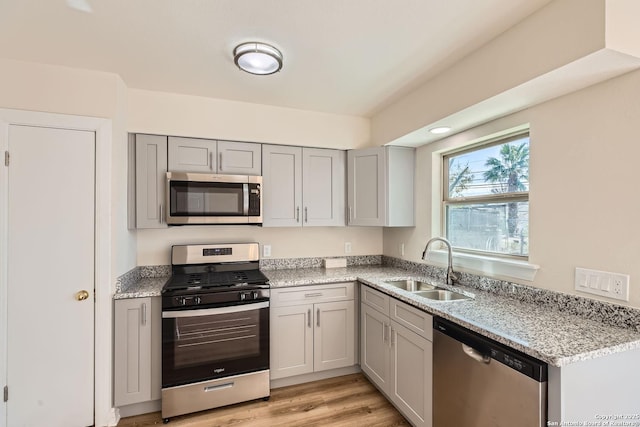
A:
[115, 276, 168, 299]
[115, 264, 640, 367]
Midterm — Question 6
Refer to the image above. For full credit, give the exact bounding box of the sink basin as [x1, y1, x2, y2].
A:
[413, 289, 472, 301]
[384, 279, 438, 292]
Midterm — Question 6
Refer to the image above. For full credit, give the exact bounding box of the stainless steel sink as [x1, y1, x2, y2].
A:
[384, 279, 438, 292]
[413, 289, 471, 301]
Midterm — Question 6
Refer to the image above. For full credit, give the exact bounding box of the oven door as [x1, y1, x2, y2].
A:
[161, 301, 269, 388]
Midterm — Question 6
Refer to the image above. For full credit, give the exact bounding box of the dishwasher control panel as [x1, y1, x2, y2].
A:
[434, 317, 547, 382]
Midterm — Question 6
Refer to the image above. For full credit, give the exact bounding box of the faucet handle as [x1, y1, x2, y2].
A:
[448, 269, 458, 285]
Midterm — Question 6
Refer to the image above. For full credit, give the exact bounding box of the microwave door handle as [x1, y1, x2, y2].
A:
[243, 183, 249, 215]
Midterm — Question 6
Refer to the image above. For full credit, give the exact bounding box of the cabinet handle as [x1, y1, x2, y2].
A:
[219, 152, 222, 171]
[141, 303, 147, 326]
[204, 382, 234, 392]
[382, 322, 387, 343]
[296, 206, 300, 223]
[304, 207, 308, 223]
[307, 309, 311, 328]
[348, 206, 352, 223]
[390, 327, 395, 347]
[304, 292, 323, 298]
[210, 152, 214, 171]
[159, 204, 163, 223]
[317, 308, 320, 327]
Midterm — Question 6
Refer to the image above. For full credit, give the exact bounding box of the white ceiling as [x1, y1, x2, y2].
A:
[0, 0, 552, 117]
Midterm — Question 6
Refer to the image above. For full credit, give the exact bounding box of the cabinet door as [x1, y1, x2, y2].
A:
[270, 304, 314, 379]
[114, 298, 152, 406]
[302, 148, 345, 227]
[386, 146, 415, 227]
[217, 140, 261, 175]
[314, 300, 354, 372]
[361, 303, 391, 391]
[135, 134, 168, 229]
[347, 147, 385, 226]
[168, 136, 216, 172]
[262, 145, 302, 227]
[390, 321, 433, 427]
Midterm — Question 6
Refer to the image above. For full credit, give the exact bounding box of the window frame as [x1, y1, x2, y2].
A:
[442, 130, 530, 260]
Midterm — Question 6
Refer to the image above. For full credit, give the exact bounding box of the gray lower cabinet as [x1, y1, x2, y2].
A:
[361, 285, 432, 427]
[114, 297, 161, 407]
[270, 283, 355, 379]
[131, 134, 168, 229]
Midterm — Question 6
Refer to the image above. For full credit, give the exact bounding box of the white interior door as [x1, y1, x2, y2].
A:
[6, 125, 95, 427]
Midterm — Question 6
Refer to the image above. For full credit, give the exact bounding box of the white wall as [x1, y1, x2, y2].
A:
[128, 88, 371, 149]
[137, 226, 382, 266]
[383, 69, 640, 309]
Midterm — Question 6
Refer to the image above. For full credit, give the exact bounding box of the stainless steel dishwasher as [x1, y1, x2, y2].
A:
[433, 317, 547, 427]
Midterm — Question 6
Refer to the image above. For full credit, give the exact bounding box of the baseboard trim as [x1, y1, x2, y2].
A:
[117, 399, 161, 419]
[270, 365, 361, 389]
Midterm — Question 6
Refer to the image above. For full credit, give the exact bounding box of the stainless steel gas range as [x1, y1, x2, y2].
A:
[160, 243, 270, 423]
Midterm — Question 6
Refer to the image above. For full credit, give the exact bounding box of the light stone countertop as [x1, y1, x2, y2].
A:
[114, 276, 168, 299]
[114, 264, 640, 367]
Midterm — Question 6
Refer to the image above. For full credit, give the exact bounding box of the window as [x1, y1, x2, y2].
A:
[443, 132, 529, 257]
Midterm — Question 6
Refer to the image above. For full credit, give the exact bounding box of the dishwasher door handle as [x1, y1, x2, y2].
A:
[462, 344, 490, 364]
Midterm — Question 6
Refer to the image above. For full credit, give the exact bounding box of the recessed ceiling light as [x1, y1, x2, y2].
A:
[233, 42, 283, 75]
[429, 126, 451, 134]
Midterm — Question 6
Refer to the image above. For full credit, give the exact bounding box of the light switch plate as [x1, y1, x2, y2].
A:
[575, 267, 629, 301]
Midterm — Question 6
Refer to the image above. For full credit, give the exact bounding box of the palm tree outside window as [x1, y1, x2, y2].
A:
[443, 132, 530, 257]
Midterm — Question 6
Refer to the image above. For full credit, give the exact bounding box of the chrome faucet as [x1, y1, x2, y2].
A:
[422, 237, 458, 285]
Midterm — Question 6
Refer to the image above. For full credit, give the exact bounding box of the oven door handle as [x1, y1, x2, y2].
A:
[162, 301, 269, 318]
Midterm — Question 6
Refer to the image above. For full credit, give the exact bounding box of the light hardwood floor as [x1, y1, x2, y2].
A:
[117, 373, 410, 427]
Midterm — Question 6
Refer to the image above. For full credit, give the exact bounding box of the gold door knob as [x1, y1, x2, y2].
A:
[76, 290, 90, 301]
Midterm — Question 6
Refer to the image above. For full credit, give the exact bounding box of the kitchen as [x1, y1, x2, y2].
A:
[1, 0, 640, 426]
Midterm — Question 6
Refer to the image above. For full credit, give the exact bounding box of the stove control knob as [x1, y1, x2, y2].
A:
[194, 296, 201, 305]
[176, 297, 187, 306]
[252, 291, 259, 300]
[240, 292, 247, 301]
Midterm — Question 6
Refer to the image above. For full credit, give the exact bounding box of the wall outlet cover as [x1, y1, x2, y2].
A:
[575, 267, 629, 302]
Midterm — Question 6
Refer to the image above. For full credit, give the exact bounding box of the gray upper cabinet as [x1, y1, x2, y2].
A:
[132, 134, 168, 229]
[262, 145, 345, 227]
[168, 137, 261, 175]
[302, 148, 345, 227]
[347, 146, 415, 227]
[262, 145, 303, 227]
[217, 140, 262, 175]
[168, 136, 216, 172]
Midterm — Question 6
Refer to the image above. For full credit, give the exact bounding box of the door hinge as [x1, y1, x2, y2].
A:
[3, 385, 7, 402]
[4, 151, 8, 167]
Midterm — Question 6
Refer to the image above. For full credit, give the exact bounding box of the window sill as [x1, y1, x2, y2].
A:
[425, 249, 539, 282]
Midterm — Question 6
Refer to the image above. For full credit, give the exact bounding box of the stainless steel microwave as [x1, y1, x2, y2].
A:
[165, 172, 262, 225]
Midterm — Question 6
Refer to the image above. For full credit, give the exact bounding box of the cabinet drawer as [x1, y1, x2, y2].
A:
[390, 299, 432, 341]
[271, 282, 354, 307]
[361, 285, 390, 316]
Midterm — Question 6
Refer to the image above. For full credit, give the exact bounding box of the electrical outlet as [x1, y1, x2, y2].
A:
[344, 242, 352, 254]
[262, 244, 271, 257]
[575, 267, 629, 301]
[400, 243, 405, 257]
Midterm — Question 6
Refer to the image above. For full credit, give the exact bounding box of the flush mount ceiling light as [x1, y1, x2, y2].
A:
[233, 42, 283, 75]
[429, 126, 452, 135]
